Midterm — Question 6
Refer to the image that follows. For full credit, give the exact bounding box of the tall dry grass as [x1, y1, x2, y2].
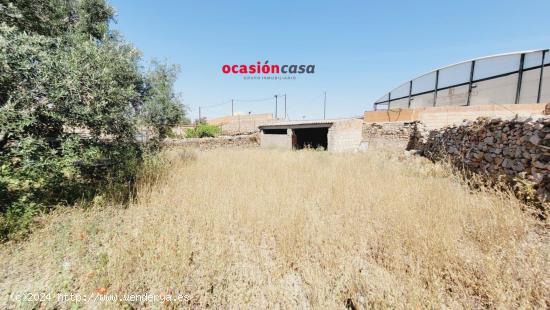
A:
[1, 148, 548, 309]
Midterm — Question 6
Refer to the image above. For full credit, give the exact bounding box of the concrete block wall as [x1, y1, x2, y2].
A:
[260, 129, 292, 149]
[418, 104, 547, 129]
[363, 108, 416, 122]
[327, 119, 363, 152]
[364, 103, 548, 129]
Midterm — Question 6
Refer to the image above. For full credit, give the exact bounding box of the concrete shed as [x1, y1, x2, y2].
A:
[258, 118, 363, 152]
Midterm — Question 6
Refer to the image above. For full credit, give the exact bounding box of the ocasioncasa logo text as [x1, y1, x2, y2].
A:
[222, 61, 315, 74]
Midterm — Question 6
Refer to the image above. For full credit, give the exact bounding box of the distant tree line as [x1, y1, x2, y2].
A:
[0, 0, 188, 239]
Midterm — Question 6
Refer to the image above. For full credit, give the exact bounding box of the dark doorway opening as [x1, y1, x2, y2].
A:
[263, 129, 287, 135]
[293, 127, 328, 150]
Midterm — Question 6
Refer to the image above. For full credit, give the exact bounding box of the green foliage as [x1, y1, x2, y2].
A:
[0, 0, 185, 240]
[140, 61, 189, 141]
[0, 0, 71, 37]
[75, 0, 115, 40]
[185, 124, 221, 138]
[0, 0, 114, 39]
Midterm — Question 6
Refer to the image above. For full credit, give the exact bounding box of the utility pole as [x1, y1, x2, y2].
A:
[323, 91, 327, 119]
[231, 99, 234, 116]
[198, 106, 202, 124]
[274, 95, 278, 119]
[284, 94, 287, 119]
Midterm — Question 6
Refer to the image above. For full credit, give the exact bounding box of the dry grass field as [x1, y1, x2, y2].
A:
[1, 148, 548, 309]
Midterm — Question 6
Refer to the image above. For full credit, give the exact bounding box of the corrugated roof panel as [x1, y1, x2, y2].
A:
[258, 118, 359, 128]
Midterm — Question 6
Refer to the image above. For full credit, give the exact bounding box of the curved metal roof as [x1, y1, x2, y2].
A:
[417, 49, 545, 78]
[374, 49, 549, 106]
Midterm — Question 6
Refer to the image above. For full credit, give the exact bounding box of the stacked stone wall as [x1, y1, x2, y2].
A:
[164, 134, 259, 150]
[362, 122, 416, 149]
[362, 122, 415, 141]
[408, 117, 550, 210]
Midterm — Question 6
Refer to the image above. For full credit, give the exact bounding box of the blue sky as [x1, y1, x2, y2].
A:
[109, 0, 550, 120]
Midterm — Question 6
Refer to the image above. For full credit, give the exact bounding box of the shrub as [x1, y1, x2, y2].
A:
[0, 0, 187, 240]
[185, 124, 221, 138]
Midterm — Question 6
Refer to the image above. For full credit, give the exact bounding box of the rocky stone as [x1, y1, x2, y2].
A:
[363, 122, 415, 142]
[512, 161, 525, 172]
[529, 134, 541, 145]
[164, 134, 259, 150]
[484, 136, 495, 145]
[407, 117, 549, 208]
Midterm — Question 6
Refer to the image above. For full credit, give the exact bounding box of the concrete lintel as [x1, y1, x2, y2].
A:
[261, 123, 333, 130]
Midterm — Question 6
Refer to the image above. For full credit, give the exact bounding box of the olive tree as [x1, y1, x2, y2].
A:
[140, 61, 189, 141]
[0, 0, 187, 239]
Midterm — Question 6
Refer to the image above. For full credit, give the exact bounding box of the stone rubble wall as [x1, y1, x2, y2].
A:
[163, 134, 259, 150]
[407, 117, 550, 209]
[362, 122, 416, 149]
[363, 122, 416, 141]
